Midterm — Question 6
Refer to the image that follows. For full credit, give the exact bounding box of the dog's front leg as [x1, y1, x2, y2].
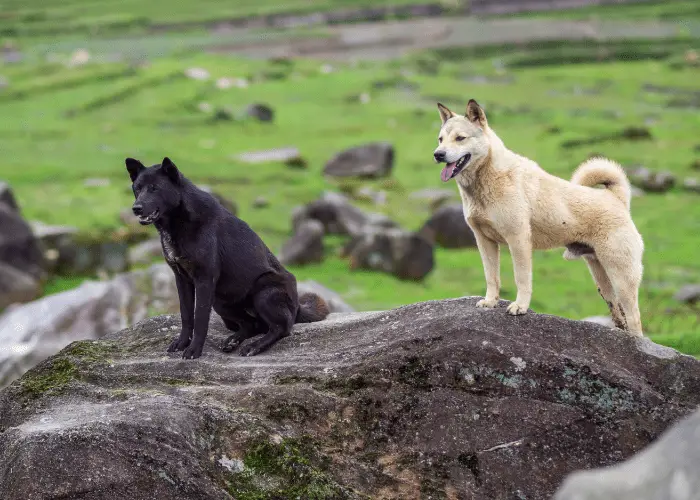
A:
[505, 231, 532, 316]
[168, 270, 195, 352]
[182, 277, 215, 359]
[473, 229, 501, 308]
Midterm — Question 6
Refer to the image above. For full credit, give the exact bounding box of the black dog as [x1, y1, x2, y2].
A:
[125, 157, 329, 359]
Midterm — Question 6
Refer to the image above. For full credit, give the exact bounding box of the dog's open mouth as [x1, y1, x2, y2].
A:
[440, 153, 471, 182]
[138, 209, 160, 225]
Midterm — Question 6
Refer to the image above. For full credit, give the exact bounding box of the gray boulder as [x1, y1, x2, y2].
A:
[0, 204, 45, 281]
[626, 166, 676, 193]
[323, 142, 394, 179]
[293, 191, 398, 238]
[0, 263, 179, 389]
[341, 227, 434, 281]
[674, 285, 700, 304]
[418, 202, 477, 249]
[555, 407, 700, 500]
[279, 220, 325, 266]
[1, 298, 699, 499]
[0, 262, 41, 311]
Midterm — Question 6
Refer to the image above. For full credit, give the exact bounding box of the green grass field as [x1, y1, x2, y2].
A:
[1, 0, 699, 353]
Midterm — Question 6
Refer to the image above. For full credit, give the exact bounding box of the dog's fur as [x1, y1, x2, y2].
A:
[125, 157, 330, 359]
[433, 100, 644, 335]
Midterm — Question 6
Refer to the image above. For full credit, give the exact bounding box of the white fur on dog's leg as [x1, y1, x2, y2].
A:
[506, 302, 528, 316]
[476, 297, 499, 308]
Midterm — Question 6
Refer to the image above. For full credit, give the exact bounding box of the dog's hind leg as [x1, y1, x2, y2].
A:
[220, 312, 266, 353]
[238, 286, 294, 357]
[596, 241, 644, 336]
[583, 255, 626, 330]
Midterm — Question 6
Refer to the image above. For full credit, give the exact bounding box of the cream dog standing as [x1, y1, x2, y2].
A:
[433, 100, 644, 336]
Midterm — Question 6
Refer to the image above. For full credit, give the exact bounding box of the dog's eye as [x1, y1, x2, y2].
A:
[456, 136, 466, 141]
[147, 185, 157, 193]
[438, 137, 443, 143]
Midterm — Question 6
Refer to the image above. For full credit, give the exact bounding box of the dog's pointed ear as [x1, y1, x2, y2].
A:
[466, 99, 487, 127]
[437, 102, 456, 125]
[125, 158, 145, 183]
[161, 157, 180, 183]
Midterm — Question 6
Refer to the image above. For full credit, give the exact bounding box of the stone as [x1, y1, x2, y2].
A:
[245, 103, 274, 122]
[324, 142, 394, 179]
[83, 178, 110, 188]
[0, 182, 18, 212]
[555, 407, 700, 500]
[0, 262, 41, 311]
[197, 185, 237, 216]
[673, 285, 700, 304]
[30, 222, 79, 275]
[409, 187, 456, 210]
[682, 177, 700, 193]
[252, 197, 269, 209]
[297, 280, 354, 313]
[127, 239, 163, 267]
[0, 263, 178, 389]
[342, 228, 434, 281]
[418, 203, 477, 249]
[1, 298, 699, 499]
[184, 67, 210, 81]
[279, 220, 325, 266]
[235, 147, 302, 165]
[626, 166, 676, 193]
[293, 191, 398, 238]
[0, 205, 45, 281]
[354, 186, 387, 205]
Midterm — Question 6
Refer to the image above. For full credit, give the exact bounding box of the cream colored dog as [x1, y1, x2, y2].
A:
[433, 100, 644, 336]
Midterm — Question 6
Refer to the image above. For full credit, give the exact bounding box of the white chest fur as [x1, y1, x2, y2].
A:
[161, 231, 179, 262]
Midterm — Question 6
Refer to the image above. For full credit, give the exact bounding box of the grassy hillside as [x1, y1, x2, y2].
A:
[1, 0, 699, 353]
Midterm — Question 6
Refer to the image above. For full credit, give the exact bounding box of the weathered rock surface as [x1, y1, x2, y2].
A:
[418, 202, 477, 249]
[279, 220, 325, 266]
[293, 191, 398, 238]
[1, 298, 699, 499]
[324, 142, 394, 179]
[342, 228, 434, 281]
[555, 407, 700, 500]
[0, 263, 179, 389]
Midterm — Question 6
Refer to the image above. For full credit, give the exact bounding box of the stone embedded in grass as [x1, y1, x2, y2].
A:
[83, 178, 110, 188]
[673, 285, 700, 305]
[418, 203, 477, 249]
[252, 197, 269, 209]
[184, 67, 210, 81]
[323, 142, 394, 179]
[625, 166, 676, 193]
[245, 103, 274, 122]
[683, 178, 700, 194]
[279, 220, 325, 266]
[235, 147, 303, 165]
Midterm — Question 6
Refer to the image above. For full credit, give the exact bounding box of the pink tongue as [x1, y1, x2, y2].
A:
[441, 163, 457, 182]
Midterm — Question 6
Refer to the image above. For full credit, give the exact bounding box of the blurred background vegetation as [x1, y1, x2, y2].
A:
[1, 0, 698, 352]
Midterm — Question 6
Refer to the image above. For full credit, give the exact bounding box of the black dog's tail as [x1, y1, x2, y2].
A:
[296, 293, 330, 323]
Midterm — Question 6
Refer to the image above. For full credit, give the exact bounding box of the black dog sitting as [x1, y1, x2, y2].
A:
[125, 157, 329, 359]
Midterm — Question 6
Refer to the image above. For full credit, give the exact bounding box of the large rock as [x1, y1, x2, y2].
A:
[341, 228, 434, 281]
[674, 284, 700, 304]
[625, 166, 676, 193]
[418, 202, 477, 249]
[0, 204, 45, 281]
[324, 142, 394, 179]
[555, 407, 700, 500]
[293, 191, 398, 238]
[0, 263, 179, 389]
[279, 220, 325, 266]
[0, 262, 41, 311]
[0, 181, 18, 212]
[1, 298, 699, 499]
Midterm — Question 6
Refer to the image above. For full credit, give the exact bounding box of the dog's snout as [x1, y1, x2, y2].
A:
[434, 151, 446, 162]
[132, 203, 144, 216]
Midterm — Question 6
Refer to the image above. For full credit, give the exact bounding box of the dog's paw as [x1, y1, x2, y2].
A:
[221, 335, 244, 353]
[476, 298, 499, 309]
[167, 336, 190, 352]
[182, 343, 204, 359]
[506, 302, 528, 316]
[239, 342, 265, 357]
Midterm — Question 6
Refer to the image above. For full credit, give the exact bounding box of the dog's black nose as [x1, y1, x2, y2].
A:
[132, 203, 144, 216]
[434, 151, 446, 162]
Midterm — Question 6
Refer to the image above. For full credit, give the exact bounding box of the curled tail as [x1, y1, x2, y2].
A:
[571, 157, 631, 210]
[295, 293, 330, 323]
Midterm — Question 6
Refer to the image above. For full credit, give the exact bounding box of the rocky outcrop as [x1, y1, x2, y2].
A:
[2, 297, 698, 499]
[555, 407, 700, 500]
[323, 142, 394, 179]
